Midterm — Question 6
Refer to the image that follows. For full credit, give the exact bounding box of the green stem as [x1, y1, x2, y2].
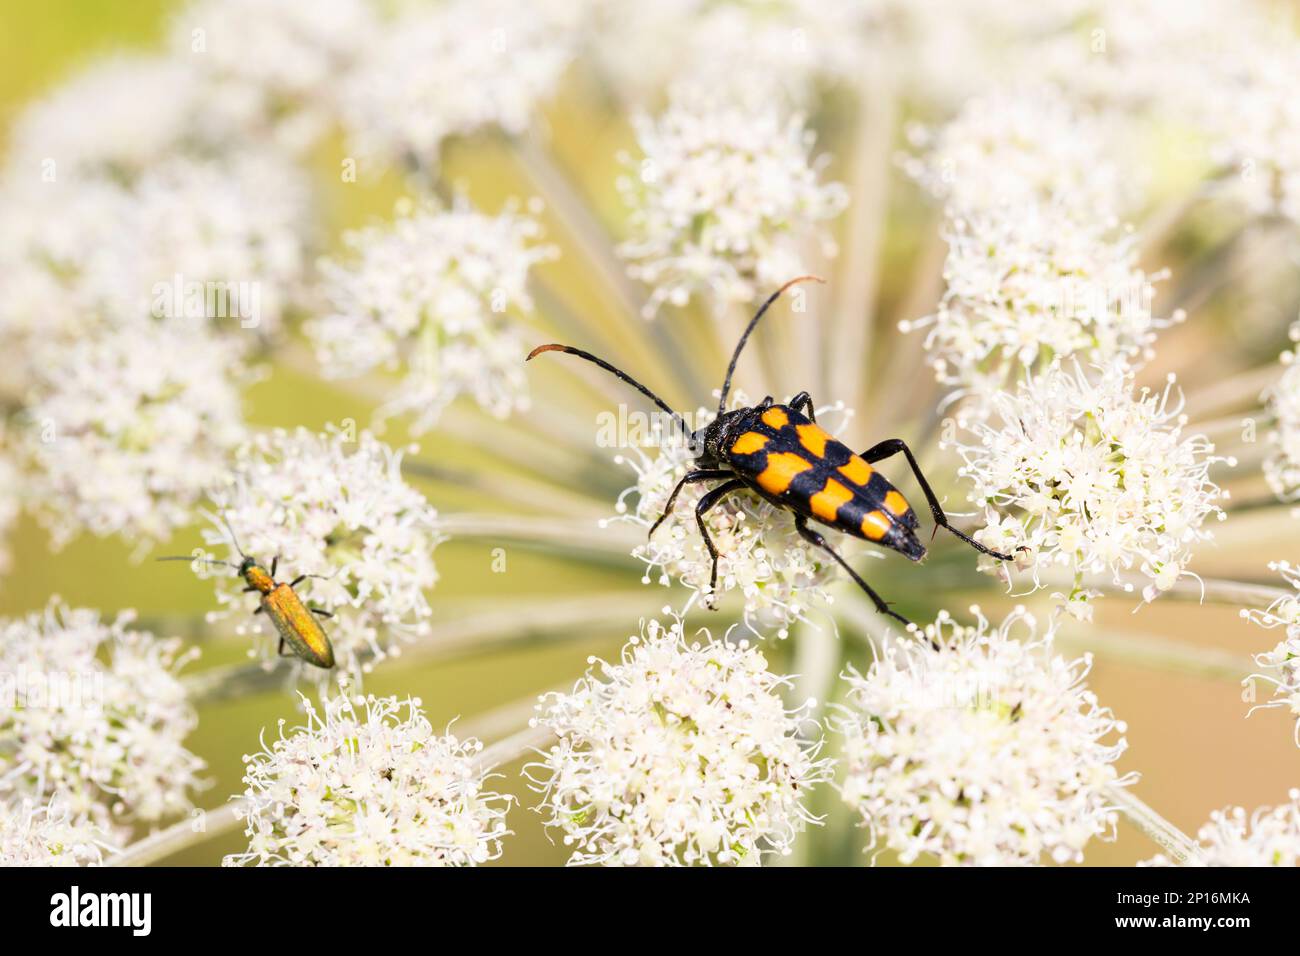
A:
[1109, 786, 1203, 864]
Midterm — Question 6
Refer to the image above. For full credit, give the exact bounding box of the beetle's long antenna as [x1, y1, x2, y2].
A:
[527, 344, 693, 441]
[717, 275, 824, 418]
[155, 556, 239, 569]
[215, 508, 248, 560]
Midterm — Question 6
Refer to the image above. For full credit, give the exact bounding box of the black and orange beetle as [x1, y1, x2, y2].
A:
[527, 275, 1017, 626]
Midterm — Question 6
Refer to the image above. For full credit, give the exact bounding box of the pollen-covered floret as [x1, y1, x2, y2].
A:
[949, 361, 1230, 617]
[834, 606, 1131, 865]
[529, 617, 829, 866]
[309, 197, 555, 431]
[195, 426, 444, 682]
[0, 600, 203, 838]
[226, 693, 511, 867]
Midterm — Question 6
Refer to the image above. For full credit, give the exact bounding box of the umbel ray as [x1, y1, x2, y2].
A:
[527, 275, 1018, 627]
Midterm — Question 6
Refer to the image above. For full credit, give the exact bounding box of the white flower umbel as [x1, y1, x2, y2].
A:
[950, 361, 1229, 616]
[1144, 790, 1300, 867]
[309, 198, 555, 431]
[4, 54, 202, 181]
[340, 0, 577, 171]
[0, 796, 114, 867]
[617, 93, 847, 318]
[226, 693, 511, 867]
[530, 618, 828, 866]
[1265, 339, 1300, 506]
[902, 87, 1133, 220]
[169, 0, 379, 153]
[197, 427, 443, 681]
[24, 322, 248, 551]
[903, 205, 1177, 407]
[587, 1, 867, 109]
[1, 147, 313, 352]
[1242, 561, 1300, 745]
[608, 398, 857, 636]
[835, 607, 1131, 865]
[0, 600, 203, 837]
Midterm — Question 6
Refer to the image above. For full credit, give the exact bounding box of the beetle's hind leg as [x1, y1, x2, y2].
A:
[860, 437, 1022, 561]
[649, 468, 733, 537]
[794, 516, 914, 629]
[694, 478, 746, 608]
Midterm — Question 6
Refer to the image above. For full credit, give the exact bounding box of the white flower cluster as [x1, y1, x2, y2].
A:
[197, 427, 444, 681]
[904, 208, 1176, 405]
[168, 0, 380, 154]
[0, 601, 203, 838]
[585, 0, 868, 109]
[1, 50, 316, 550]
[1265, 337, 1300, 506]
[24, 321, 248, 550]
[902, 89, 1168, 410]
[618, 93, 847, 317]
[0, 796, 113, 867]
[608, 399, 857, 635]
[227, 693, 511, 867]
[950, 362, 1229, 617]
[902, 88, 1132, 219]
[1144, 790, 1300, 867]
[1242, 561, 1300, 745]
[340, 0, 578, 170]
[835, 607, 1131, 865]
[530, 618, 829, 865]
[310, 198, 555, 430]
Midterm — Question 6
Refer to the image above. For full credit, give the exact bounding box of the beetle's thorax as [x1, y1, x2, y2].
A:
[240, 558, 275, 594]
[697, 407, 758, 464]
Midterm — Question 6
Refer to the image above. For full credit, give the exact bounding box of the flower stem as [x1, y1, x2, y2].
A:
[1109, 785, 1203, 864]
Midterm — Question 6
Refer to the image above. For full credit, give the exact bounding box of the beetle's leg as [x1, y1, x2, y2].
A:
[649, 469, 733, 537]
[694, 478, 746, 607]
[271, 556, 278, 578]
[311, 607, 333, 619]
[277, 637, 293, 658]
[242, 586, 257, 593]
[793, 516, 914, 629]
[788, 391, 815, 421]
[859, 438, 1019, 561]
[289, 574, 307, 588]
[253, 605, 263, 615]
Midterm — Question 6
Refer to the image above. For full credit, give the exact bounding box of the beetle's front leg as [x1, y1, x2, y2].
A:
[788, 391, 816, 422]
[649, 468, 733, 537]
[694, 478, 745, 607]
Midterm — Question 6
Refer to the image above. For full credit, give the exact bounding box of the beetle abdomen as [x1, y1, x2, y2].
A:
[723, 404, 924, 559]
[262, 584, 335, 668]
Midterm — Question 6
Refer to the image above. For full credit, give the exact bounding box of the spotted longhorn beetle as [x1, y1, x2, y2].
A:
[527, 275, 1018, 627]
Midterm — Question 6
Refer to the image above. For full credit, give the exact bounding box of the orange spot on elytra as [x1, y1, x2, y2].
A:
[756, 452, 811, 495]
[761, 407, 789, 430]
[809, 478, 854, 522]
[883, 490, 911, 517]
[796, 423, 829, 459]
[730, 432, 769, 456]
[838, 455, 874, 486]
[861, 510, 892, 541]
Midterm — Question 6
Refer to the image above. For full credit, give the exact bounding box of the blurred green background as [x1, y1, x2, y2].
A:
[3, 0, 1297, 867]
